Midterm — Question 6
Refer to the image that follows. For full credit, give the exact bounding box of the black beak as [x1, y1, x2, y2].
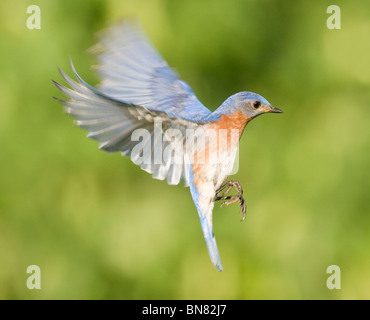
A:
[266, 105, 283, 113]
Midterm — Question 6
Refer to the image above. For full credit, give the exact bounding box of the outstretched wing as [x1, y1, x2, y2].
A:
[53, 64, 197, 186]
[91, 21, 211, 122]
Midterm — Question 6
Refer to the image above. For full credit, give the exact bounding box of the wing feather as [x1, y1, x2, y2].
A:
[53, 64, 198, 187]
[92, 21, 212, 121]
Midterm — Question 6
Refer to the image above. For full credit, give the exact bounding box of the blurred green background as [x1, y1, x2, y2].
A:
[0, 0, 369, 299]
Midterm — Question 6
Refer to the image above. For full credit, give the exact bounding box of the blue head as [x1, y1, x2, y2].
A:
[223, 91, 283, 119]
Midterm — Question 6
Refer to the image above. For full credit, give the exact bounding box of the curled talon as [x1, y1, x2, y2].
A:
[215, 180, 247, 221]
[240, 199, 247, 221]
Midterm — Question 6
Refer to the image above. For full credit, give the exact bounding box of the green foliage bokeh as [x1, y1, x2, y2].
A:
[0, 0, 369, 299]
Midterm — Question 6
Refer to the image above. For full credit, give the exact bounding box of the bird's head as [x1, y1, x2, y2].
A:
[234, 91, 283, 118]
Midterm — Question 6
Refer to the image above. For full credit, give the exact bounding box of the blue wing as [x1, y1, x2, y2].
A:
[91, 21, 211, 121]
[53, 63, 197, 186]
[189, 167, 223, 271]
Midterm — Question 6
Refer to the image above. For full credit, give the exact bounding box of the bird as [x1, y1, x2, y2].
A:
[53, 21, 283, 272]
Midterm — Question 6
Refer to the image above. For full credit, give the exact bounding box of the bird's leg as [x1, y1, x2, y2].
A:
[214, 180, 247, 221]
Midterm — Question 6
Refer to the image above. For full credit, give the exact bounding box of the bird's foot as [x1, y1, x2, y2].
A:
[214, 180, 247, 221]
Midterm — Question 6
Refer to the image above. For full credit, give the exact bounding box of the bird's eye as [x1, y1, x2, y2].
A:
[253, 101, 261, 109]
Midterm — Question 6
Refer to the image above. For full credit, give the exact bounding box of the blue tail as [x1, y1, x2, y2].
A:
[199, 214, 223, 271]
[189, 168, 223, 271]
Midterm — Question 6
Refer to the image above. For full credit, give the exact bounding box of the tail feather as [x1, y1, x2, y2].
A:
[189, 166, 223, 271]
[199, 215, 223, 271]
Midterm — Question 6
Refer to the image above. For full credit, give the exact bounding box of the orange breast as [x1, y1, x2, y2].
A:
[191, 110, 251, 188]
[211, 110, 251, 139]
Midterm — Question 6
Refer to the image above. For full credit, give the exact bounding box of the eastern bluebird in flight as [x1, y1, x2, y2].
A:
[53, 22, 283, 271]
